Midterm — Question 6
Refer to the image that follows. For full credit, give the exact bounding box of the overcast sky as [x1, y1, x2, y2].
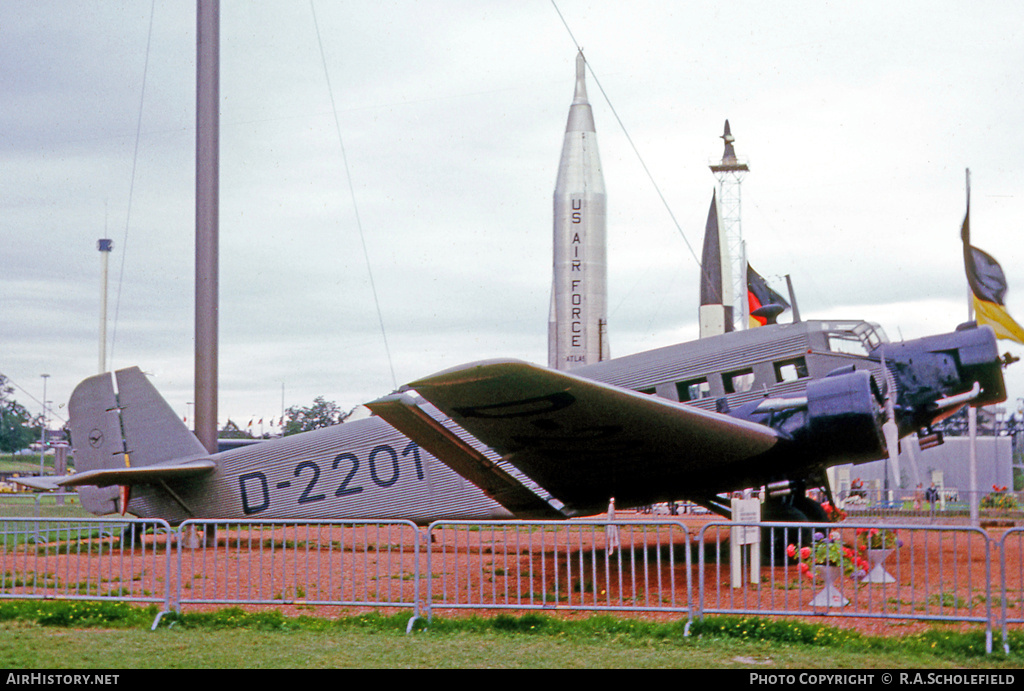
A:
[3, 0, 1023, 431]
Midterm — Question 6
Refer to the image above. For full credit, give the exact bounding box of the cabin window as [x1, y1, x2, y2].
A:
[676, 378, 711, 402]
[774, 357, 809, 383]
[723, 368, 755, 394]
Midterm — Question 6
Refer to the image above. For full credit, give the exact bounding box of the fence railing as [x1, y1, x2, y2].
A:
[0, 517, 174, 629]
[0, 492, 84, 519]
[699, 521, 995, 652]
[175, 519, 423, 631]
[999, 527, 1024, 654]
[423, 520, 691, 622]
[1, 515, 1023, 652]
[836, 488, 1022, 524]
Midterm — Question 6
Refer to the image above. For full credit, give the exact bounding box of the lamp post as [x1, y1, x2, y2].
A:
[39, 374, 49, 476]
[98, 238, 113, 373]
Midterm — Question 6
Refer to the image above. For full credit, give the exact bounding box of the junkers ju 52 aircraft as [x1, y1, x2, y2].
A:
[18, 318, 1007, 524]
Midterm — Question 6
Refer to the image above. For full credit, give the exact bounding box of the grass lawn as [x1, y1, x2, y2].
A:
[0, 493, 92, 520]
[0, 603, 1018, 669]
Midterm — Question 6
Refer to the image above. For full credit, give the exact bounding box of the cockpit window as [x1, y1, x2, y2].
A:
[827, 332, 870, 357]
[825, 321, 888, 357]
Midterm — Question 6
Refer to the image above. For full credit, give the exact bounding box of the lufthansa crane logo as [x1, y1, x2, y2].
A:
[88, 429, 104, 448]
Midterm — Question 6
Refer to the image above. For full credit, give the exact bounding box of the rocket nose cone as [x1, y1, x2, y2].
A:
[573, 51, 588, 104]
[565, 52, 595, 133]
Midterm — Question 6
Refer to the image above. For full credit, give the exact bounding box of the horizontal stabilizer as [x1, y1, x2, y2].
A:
[367, 393, 565, 519]
[10, 475, 62, 492]
[13, 459, 215, 491]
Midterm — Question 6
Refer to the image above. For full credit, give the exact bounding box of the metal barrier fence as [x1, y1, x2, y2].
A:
[3, 515, 1024, 654]
[175, 520, 423, 631]
[699, 521, 995, 652]
[0, 492, 84, 518]
[423, 520, 691, 622]
[837, 488, 1023, 524]
[0, 517, 174, 629]
[1000, 528, 1024, 654]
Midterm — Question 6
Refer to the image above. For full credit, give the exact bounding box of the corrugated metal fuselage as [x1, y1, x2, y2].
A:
[128, 320, 888, 521]
[128, 415, 513, 524]
[578, 320, 888, 410]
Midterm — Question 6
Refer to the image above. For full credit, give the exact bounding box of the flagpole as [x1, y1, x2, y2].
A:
[965, 168, 979, 527]
[966, 168, 973, 323]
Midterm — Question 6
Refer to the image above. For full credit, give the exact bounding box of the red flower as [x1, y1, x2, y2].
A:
[786, 544, 797, 558]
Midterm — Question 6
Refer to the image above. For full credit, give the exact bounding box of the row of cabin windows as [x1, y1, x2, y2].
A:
[639, 356, 810, 401]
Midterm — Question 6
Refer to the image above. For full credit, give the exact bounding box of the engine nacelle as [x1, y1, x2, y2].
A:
[875, 323, 1006, 433]
[805, 369, 885, 465]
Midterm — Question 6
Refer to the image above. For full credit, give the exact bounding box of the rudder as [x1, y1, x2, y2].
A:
[67, 372, 123, 514]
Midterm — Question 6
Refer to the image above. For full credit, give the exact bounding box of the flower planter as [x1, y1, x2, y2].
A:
[809, 565, 848, 607]
[860, 548, 896, 584]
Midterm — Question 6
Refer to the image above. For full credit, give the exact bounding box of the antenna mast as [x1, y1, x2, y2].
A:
[709, 120, 750, 330]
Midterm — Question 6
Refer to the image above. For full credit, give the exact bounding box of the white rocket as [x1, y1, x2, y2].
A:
[548, 51, 609, 371]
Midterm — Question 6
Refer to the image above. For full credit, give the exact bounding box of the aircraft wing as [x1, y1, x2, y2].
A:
[366, 393, 566, 519]
[373, 359, 781, 514]
[12, 459, 215, 491]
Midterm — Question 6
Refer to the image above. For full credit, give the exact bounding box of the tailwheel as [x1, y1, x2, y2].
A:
[119, 523, 147, 547]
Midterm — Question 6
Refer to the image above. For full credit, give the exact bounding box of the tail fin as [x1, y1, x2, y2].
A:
[68, 367, 207, 514]
[113, 368, 208, 464]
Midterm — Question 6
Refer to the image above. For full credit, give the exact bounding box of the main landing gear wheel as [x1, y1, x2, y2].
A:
[792, 495, 829, 524]
[760, 498, 813, 563]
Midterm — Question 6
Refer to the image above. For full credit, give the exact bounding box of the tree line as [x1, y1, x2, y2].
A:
[0, 375, 40, 453]
[221, 396, 354, 439]
[3, 371, 353, 453]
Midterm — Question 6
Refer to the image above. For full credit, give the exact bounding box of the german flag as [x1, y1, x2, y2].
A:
[962, 204, 1024, 344]
[747, 263, 790, 327]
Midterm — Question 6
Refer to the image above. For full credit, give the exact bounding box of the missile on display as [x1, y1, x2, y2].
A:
[549, 51, 609, 371]
[698, 190, 733, 338]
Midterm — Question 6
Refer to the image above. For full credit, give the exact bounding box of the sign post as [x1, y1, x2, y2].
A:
[731, 497, 761, 587]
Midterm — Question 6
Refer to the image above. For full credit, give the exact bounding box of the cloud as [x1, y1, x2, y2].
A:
[2, 0, 1022, 425]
